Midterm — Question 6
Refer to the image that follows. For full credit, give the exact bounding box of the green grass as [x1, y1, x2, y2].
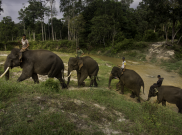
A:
[160, 60, 182, 74]
[0, 50, 182, 135]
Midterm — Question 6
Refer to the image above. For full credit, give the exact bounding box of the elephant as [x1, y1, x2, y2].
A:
[1, 48, 67, 88]
[147, 86, 182, 113]
[67, 56, 99, 87]
[108, 67, 144, 102]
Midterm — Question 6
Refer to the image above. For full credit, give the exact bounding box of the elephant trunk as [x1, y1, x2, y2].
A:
[1, 58, 10, 80]
[108, 73, 113, 88]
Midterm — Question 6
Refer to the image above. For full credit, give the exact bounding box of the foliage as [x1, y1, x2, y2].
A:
[143, 30, 159, 42]
[111, 39, 147, 54]
[41, 79, 60, 93]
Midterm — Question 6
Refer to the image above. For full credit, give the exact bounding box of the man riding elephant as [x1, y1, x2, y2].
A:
[109, 67, 144, 102]
[150, 75, 164, 92]
[19, 34, 29, 62]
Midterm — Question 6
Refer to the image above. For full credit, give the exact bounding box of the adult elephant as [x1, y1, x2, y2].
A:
[147, 86, 182, 113]
[108, 67, 144, 102]
[0, 48, 67, 88]
[67, 56, 99, 87]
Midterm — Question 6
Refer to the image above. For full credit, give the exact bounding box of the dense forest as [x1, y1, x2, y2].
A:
[0, 0, 182, 48]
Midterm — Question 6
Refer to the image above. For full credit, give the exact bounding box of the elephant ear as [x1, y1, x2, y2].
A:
[78, 59, 83, 70]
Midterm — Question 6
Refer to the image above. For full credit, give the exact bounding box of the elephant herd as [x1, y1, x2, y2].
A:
[1, 49, 182, 113]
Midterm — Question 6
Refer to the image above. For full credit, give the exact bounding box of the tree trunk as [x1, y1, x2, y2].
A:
[50, 0, 54, 41]
[55, 32, 56, 40]
[48, 16, 50, 40]
[154, 25, 156, 33]
[33, 31, 35, 41]
[41, 21, 44, 41]
[172, 20, 176, 44]
[44, 25, 46, 41]
[165, 25, 168, 43]
[68, 17, 70, 40]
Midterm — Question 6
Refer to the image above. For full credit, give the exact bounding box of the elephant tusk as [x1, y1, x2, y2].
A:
[67, 72, 72, 78]
[0, 67, 9, 78]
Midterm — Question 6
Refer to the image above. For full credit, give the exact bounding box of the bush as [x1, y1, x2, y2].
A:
[111, 39, 147, 54]
[134, 34, 143, 41]
[41, 79, 60, 93]
[143, 30, 158, 42]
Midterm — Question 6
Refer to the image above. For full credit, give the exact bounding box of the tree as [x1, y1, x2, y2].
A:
[88, 15, 113, 47]
[70, 14, 85, 47]
[0, 0, 3, 15]
[18, 7, 26, 34]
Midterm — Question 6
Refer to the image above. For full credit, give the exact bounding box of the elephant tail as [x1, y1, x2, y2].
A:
[142, 82, 145, 95]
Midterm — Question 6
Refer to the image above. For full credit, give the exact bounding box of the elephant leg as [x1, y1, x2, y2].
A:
[93, 68, 99, 87]
[119, 81, 124, 94]
[17, 65, 33, 82]
[78, 73, 88, 87]
[56, 73, 67, 89]
[162, 100, 166, 106]
[116, 81, 121, 91]
[135, 89, 141, 103]
[32, 73, 39, 84]
[93, 76, 98, 87]
[77, 72, 84, 86]
[89, 75, 94, 87]
[177, 100, 182, 113]
[130, 91, 136, 98]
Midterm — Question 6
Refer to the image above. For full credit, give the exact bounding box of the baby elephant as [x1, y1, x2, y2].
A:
[147, 86, 182, 113]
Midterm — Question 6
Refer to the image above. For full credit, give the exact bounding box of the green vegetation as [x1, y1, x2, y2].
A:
[0, 52, 182, 135]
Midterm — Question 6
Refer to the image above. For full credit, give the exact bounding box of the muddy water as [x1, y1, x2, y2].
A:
[88, 54, 182, 113]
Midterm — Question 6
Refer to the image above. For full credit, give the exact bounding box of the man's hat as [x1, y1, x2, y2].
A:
[122, 57, 125, 60]
[157, 75, 161, 78]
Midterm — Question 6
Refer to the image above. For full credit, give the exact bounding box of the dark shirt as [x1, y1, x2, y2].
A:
[157, 78, 164, 87]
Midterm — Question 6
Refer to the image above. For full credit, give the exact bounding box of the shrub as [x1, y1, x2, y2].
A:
[41, 79, 60, 93]
[143, 30, 158, 42]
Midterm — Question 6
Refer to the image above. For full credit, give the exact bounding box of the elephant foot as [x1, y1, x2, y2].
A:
[81, 82, 85, 87]
[130, 94, 135, 98]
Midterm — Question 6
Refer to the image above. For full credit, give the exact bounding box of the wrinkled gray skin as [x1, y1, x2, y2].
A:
[147, 86, 182, 113]
[67, 56, 99, 87]
[108, 67, 144, 102]
[4, 48, 67, 88]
